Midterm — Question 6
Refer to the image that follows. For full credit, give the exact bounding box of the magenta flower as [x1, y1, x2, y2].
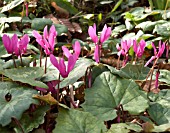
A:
[117, 39, 132, 56]
[88, 23, 98, 44]
[33, 25, 57, 55]
[100, 24, 112, 44]
[145, 41, 165, 67]
[2, 34, 30, 56]
[2, 34, 18, 54]
[62, 41, 81, 60]
[15, 34, 30, 56]
[50, 41, 81, 78]
[88, 23, 111, 63]
[133, 39, 146, 58]
[36, 80, 59, 94]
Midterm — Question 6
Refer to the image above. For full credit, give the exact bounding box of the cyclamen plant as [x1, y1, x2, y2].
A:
[2, 33, 30, 67]
[88, 23, 111, 63]
[50, 41, 81, 78]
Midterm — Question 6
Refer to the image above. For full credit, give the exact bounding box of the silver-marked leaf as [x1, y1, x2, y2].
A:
[0, 82, 39, 126]
[107, 123, 142, 133]
[2, 67, 48, 88]
[158, 70, 170, 85]
[53, 107, 107, 133]
[81, 72, 149, 121]
[108, 63, 150, 80]
[14, 106, 49, 133]
[148, 102, 170, 125]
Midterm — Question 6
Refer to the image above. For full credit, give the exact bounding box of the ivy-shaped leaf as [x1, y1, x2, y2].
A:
[0, 82, 39, 126]
[82, 72, 149, 121]
[14, 106, 49, 133]
[108, 63, 150, 80]
[2, 67, 48, 88]
[53, 107, 107, 133]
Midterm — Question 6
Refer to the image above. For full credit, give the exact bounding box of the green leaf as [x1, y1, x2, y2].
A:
[31, 18, 53, 31]
[81, 72, 149, 121]
[53, 24, 68, 36]
[158, 69, 170, 85]
[14, 106, 49, 133]
[0, 82, 39, 126]
[148, 102, 170, 125]
[0, 43, 7, 57]
[0, 0, 24, 13]
[153, 22, 170, 37]
[60, 58, 94, 88]
[106, 123, 142, 133]
[107, 63, 150, 80]
[3, 57, 33, 69]
[152, 123, 170, 132]
[2, 67, 48, 88]
[53, 108, 107, 133]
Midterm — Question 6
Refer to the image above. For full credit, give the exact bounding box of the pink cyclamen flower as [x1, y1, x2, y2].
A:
[2, 34, 30, 56]
[50, 41, 81, 78]
[100, 24, 112, 44]
[145, 41, 165, 67]
[2, 34, 18, 54]
[15, 34, 30, 56]
[88, 23, 98, 44]
[88, 23, 111, 63]
[33, 25, 57, 55]
[117, 39, 132, 56]
[62, 41, 81, 60]
[133, 39, 146, 58]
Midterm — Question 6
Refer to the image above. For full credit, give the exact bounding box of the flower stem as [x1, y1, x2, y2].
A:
[56, 74, 60, 101]
[117, 56, 120, 69]
[70, 85, 74, 108]
[44, 55, 47, 74]
[40, 47, 42, 67]
[12, 54, 17, 68]
[12, 117, 24, 133]
[19, 53, 23, 66]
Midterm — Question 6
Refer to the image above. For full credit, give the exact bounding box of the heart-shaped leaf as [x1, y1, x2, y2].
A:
[2, 67, 48, 88]
[53, 107, 107, 133]
[14, 106, 49, 133]
[0, 82, 39, 126]
[108, 63, 150, 80]
[82, 72, 149, 121]
[107, 123, 142, 133]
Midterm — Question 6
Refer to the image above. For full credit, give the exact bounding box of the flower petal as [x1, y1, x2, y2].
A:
[88, 24, 98, 44]
[43, 25, 48, 39]
[73, 41, 81, 59]
[2, 34, 11, 53]
[100, 24, 111, 43]
[32, 30, 42, 39]
[144, 56, 156, 67]
[67, 55, 76, 74]
[50, 54, 59, 69]
[62, 46, 72, 58]
[59, 58, 67, 78]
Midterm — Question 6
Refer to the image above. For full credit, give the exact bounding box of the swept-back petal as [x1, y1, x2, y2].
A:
[100, 25, 111, 43]
[49, 25, 57, 37]
[59, 58, 67, 78]
[18, 34, 30, 51]
[133, 40, 138, 54]
[50, 54, 59, 69]
[88, 25, 98, 44]
[67, 55, 76, 74]
[2, 34, 11, 53]
[151, 42, 157, 55]
[157, 41, 165, 58]
[62, 46, 72, 58]
[43, 26, 48, 39]
[73, 41, 81, 59]
[32, 30, 42, 39]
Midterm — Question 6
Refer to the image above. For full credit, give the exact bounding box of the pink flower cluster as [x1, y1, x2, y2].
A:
[2, 34, 30, 56]
[88, 23, 111, 63]
[116, 39, 165, 66]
